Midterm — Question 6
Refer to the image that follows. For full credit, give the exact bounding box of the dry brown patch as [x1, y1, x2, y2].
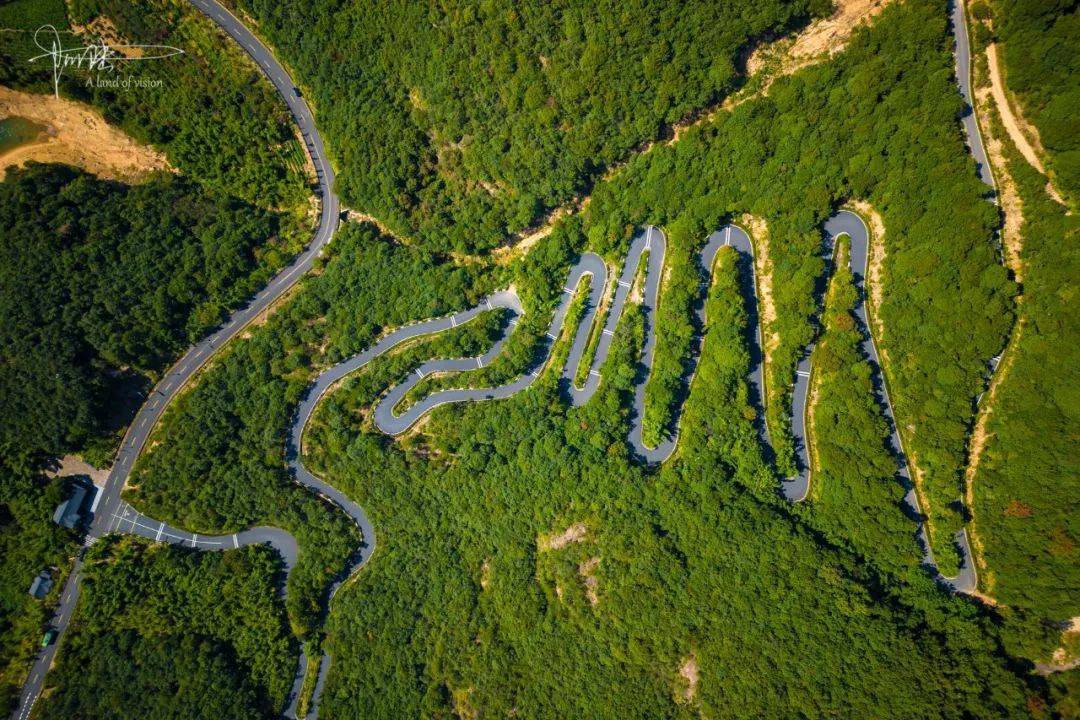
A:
[450, 686, 478, 720]
[741, 214, 778, 361]
[975, 60, 1027, 280]
[745, 0, 895, 96]
[677, 654, 699, 703]
[578, 556, 600, 606]
[0, 86, 171, 181]
[985, 43, 1067, 209]
[538, 522, 588, 551]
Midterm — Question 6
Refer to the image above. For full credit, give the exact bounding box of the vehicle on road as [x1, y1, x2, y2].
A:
[41, 629, 57, 648]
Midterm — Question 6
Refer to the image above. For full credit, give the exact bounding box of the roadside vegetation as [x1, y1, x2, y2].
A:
[0, 0, 316, 708]
[0, 0, 310, 208]
[38, 537, 291, 720]
[797, 239, 917, 573]
[0, 454, 75, 711]
[127, 223, 487, 638]
[978, 0, 1080, 208]
[967, 74, 1080, 621]
[4, 0, 1075, 714]
[581, 0, 1013, 574]
[235, 0, 832, 253]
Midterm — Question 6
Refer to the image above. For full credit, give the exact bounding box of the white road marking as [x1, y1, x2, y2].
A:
[486, 298, 493, 310]
[546, 332, 557, 339]
[725, 226, 732, 245]
[476, 358, 483, 368]
[590, 370, 600, 377]
[796, 370, 810, 378]
[156, 522, 164, 541]
[192, 534, 199, 547]
[415, 369, 425, 379]
[563, 287, 574, 294]
[450, 316, 457, 327]
[233, 535, 239, 549]
[602, 329, 614, 336]
[618, 280, 630, 288]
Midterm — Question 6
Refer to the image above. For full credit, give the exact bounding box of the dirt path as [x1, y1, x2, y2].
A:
[960, 22, 1033, 596]
[985, 43, 1067, 208]
[0, 86, 171, 181]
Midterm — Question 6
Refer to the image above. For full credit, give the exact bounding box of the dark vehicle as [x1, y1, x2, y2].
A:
[292, 87, 302, 98]
[41, 629, 57, 648]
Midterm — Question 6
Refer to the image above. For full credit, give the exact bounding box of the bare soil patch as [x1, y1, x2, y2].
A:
[46, 455, 109, 484]
[538, 522, 588, 551]
[975, 62, 1027, 281]
[741, 214, 778, 360]
[0, 86, 171, 182]
[578, 556, 600, 606]
[480, 558, 491, 590]
[745, 0, 895, 96]
[985, 43, 1067, 208]
[677, 654, 699, 703]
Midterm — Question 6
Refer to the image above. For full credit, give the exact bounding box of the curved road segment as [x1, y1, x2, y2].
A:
[301, 226, 764, 464]
[780, 212, 978, 592]
[12, 3, 993, 719]
[9, 0, 348, 717]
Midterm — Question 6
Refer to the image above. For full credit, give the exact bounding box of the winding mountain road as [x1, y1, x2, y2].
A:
[780, 212, 978, 592]
[11, 3, 996, 719]
[306, 225, 763, 464]
[9, 0, 350, 717]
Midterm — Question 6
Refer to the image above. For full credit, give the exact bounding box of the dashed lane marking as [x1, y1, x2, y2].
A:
[602, 329, 614, 336]
[796, 370, 810, 378]
[618, 280, 631, 288]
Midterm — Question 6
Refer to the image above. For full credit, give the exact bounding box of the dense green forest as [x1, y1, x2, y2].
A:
[966, 68, 1080, 619]
[107, 3, 1064, 715]
[0, 0, 310, 207]
[0, 163, 296, 463]
[578, 0, 1012, 575]
[4, 0, 1074, 713]
[985, 0, 1080, 207]
[38, 538, 291, 719]
[127, 223, 485, 636]
[0, 452, 76, 711]
[236, 0, 831, 253]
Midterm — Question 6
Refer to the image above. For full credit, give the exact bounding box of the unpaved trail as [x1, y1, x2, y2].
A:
[985, 42, 1067, 208]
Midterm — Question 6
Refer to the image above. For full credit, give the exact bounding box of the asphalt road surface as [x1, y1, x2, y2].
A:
[780, 212, 978, 593]
[11, 3, 991, 718]
[347, 225, 763, 464]
[9, 0, 346, 716]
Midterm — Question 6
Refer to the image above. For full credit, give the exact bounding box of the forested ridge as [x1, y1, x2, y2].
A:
[235, 0, 831, 253]
[3, 0, 1076, 715]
